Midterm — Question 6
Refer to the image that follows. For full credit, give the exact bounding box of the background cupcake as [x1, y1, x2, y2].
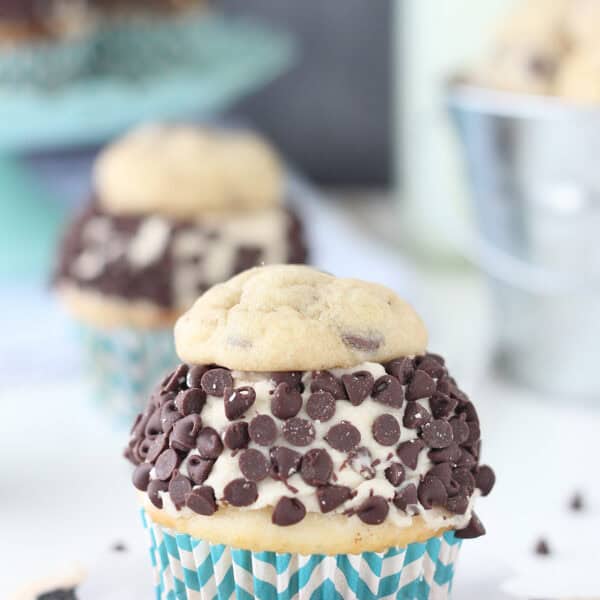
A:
[54, 125, 307, 422]
[126, 265, 495, 599]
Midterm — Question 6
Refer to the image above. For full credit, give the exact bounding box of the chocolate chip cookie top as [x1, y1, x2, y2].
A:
[174, 265, 428, 371]
[94, 124, 284, 219]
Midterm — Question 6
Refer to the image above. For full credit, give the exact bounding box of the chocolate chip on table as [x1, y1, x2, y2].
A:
[223, 478, 258, 506]
[272, 497, 307, 526]
[455, 513, 486, 539]
[316, 485, 352, 513]
[186, 365, 208, 389]
[283, 418, 316, 446]
[446, 494, 469, 515]
[186, 455, 214, 485]
[310, 371, 347, 400]
[372, 375, 404, 408]
[37, 589, 78, 600]
[475, 465, 495, 496]
[225, 387, 256, 420]
[306, 391, 336, 421]
[429, 393, 458, 419]
[325, 421, 361, 452]
[534, 538, 551, 556]
[196, 427, 223, 460]
[249, 415, 278, 446]
[449, 415, 470, 444]
[403, 402, 432, 429]
[357, 495, 389, 525]
[132, 463, 152, 491]
[393, 484, 418, 512]
[396, 439, 425, 470]
[418, 476, 448, 509]
[146, 433, 168, 463]
[429, 443, 461, 464]
[111, 541, 127, 552]
[421, 419, 454, 449]
[341, 371, 374, 406]
[201, 368, 233, 397]
[271, 371, 303, 391]
[372, 414, 401, 446]
[239, 449, 270, 482]
[270, 446, 302, 480]
[163, 364, 189, 393]
[155, 449, 180, 480]
[271, 383, 303, 419]
[385, 357, 414, 384]
[169, 474, 192, 510]
[406, 370, 436, 401]
[341, 334, 382, 352]
[385, 463, 405, 487]
[175, 388, 206, 416]
[453, 467, 476, 495]
[170, 414, 202, 452]
[147, 479, 169, 509]
[300, 448, 333, 486]
[224, 421, 250, 450]
[570, 492, 585, 512]
[186, 486, 217, 516]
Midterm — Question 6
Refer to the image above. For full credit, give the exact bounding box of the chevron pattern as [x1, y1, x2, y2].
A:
[141, 510, 462, 600]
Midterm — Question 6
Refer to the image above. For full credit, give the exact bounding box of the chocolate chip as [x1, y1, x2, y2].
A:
[357, 495, 389, 525]
[406, 370, 436, 401]
[169, 474, 192, 510]
[160, 399, 182, 433]
[475, 465, 495, 496]
[223, 478, 258, 506]
[175, 388, 206, 416]
[225, 386, 256, 420]
[341, 371, 374, 406]
[197, 427, 223, 460]
[248, 414, 278, 446]
[393, 484, 418, 512]
[37, 589, 77, 600]
[465, 420, 481, 445]
[270, 446, 302, 480]
[186, 455, 214, 485]
[310, 371, 347, 400]
[457, 402, 479, 424]
[201, 368, 233, 397]
[452, 467, 475, 495]
[306, 391, 336, 421]
[416, 354, 446, 377]
[186, 486, 216, 515]
[372, 375, 404, 408]
[570, 492, 584, 512]
[341, 333, 382, 352]
[144, 410, 163, 439]
[186, 365, 208, 389]
[170, 414, 202, 452]
[372, 414, 401, 446]
[271, 382, 303, 420]
[223, 421, 250, 450]
[272, 497, 306, 526]
[446, 494, 469, 515]
[449, 415, 469, 444]
[457, 449, 476, 469]
[428, 462, 453, 488]
[134, 438, 152, 463]
[456, 513, 486, 539]
[429, 393, 457, 419]
[418, 476, 448, 509]
[239, 449, 270, 482]
[316, 485, 352, 513]
[163, 364, 189, 393]
[325, 421, 361, 452]
[385, 357, 414, 384]
[300, 448, 333, 486]
[428, 443, 461, 464]
[271, 371, 303, 391]
[534, 538, 551, 556]
[282, 418, 315, 446]
[111, 541, 127, 552]
[421, 419, 454, 449]
[403, 402, 432, 429]
[146, 433, 168, 463]
[155, 449, 180, 480]
[132, 463, 152, 491]
[147, 479, 168, 509]
[396, 439, 425, 470]
[385, 463, 405, 486]
[234, 245, 263, 273]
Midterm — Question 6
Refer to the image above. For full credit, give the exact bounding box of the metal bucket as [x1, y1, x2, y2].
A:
[448, 84, 600, 401]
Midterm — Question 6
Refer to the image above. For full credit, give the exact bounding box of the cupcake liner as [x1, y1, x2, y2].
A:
[78, 324, 178, 424]
[141, 510, 463, 600]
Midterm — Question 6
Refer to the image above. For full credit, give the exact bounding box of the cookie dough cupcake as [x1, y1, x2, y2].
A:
[126, 265, 495, 599]
[54, 125, 307, 421]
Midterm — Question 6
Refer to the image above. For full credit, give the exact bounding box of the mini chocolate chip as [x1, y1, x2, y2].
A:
[421, 419, 454, 449]
[385, 357, 414, 384]
[146, 433, 168, 463]
[457, 449, 476, 469]
[429, 393, 458, 419]
[534, 538, 551, 556]
[306, 391, 336, 421]
[341, 371, 374, 406]
[465, 420, 481, 445]
[197, 427, 223, 460]
[446, 494, 469, 515]
[429, 443, 461, 464]
[393, 484, 418, 512]
[147, 479, 168, 509]
[160, 399, 182, 433]
[186, 365, 208, 389]
[169, 474, 192, 510]
[186, 455, 214, 485]
[248, 414, 278, 446]
[403, 402, 432, 429]
[475, 465, 495, 496]
[300, 448, 333, 486]
[271, 383, 303, 419]
[239, 449, 270, 482]
[310, 371, 347, 400]
[341, 333, 382, 352]
[201, 368, 233, 397]
[385, 463, 405, 486]
[396, 439, 425, 470]
[225, 386, 256, 421]
[357, 495, 389, 525]
[270, 446, 302, 480]
[316, 485, 352, 513]
[406, 370, 436, 401]
[456, 513, 486, 539]
[570, 492, 584, 512]
[163, 364, 189, 393]
[283, 418, 315, 446]
[170, 414, 202, 452]
[372, 375, 404, 408]
[186, 486, 216, 515]
[452, 467, 476, 495]
[325, 421, 361, 452]
[428, 462, 453, 488]
[223, 478, 258, 506]
[272, 497, 306, 526]
[223, 421, 250, 450]
[449, 415, 469, 444]
[418, 476, 448, 509]
[271, 371, 303, 391]
[155, 449, 180, 480]
[132, 463, 152, 491]
[372, 414, 401, 446]
[144, 410, 163, 439]
[416, 354, 446, 377]
[175, 389, 206, 416]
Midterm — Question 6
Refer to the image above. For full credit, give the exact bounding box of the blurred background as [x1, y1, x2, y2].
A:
[2, 0, 599, 598]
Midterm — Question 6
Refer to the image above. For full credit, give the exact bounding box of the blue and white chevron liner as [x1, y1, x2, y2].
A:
[79, 325, 178, 424]
[141, 510, 462, 600]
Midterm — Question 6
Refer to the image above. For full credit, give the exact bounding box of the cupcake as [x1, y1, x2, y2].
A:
[54, 125, 307, 421]
[126, 265, 495, 599]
